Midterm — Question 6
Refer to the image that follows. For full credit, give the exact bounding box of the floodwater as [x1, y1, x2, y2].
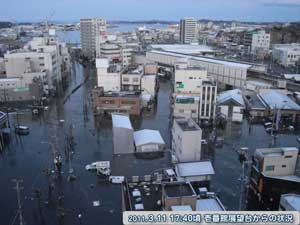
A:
[1, 62, 300, 224]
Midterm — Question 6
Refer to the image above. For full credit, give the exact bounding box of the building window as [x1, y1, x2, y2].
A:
[123, 78, 129, 82]
[191, 110, 196, 113]
[282, 165, 286, 168]
[265, 165, 275, 171]
[40, 63, 45, 66]
[285, 155, 293, 158]
[132, 78, 139, 83]
[179, 109, 184, 113]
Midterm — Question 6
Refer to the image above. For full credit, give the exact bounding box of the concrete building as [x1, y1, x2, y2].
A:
[180, 18, 197, 44]
[26, 36, 71, 83]
[111, 113, 134, 154]
[162, 182, 198, 210]
[80, 18, 106, 59]
[100, 43, 121, 62]
[133, 129, 165, 153]
[92, 88, 141, 116]
[121, 64, 143, 92]
[96, 58, 121, 92]
[244, 30, 270, 56]
[217, 89, 245, 122]
[175, 161, 215, 183]
[4, 50, 58, 92]
[172, 118, 202, 163]
[249, 147, 300, 210]
[279, 194, 300, 211]
[146, 50, 252, 88]
[273, 44, 300, 67]
[173, 63, 217, 121]
[141, 63, 158, 97]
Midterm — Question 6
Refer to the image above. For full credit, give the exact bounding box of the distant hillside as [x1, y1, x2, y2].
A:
[269, 23, 300, 44]
[0, 21, 13, 29]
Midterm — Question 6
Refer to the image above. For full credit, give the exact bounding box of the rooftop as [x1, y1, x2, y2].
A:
[111, 113, 133, 130]
[196, 198, 225, 211]
[175, 161, 215, 177]
[149, 50, 253, 69]
[163, 182, 196, 198]
[281, 194, 300, 211]
[133, 129, 165, 146]
[255, 147, 299, 158]
[150, 44, 214, 55]
[122, 64, 143, 75]
[217, 89, 245, 107]
[258, 90, 300, 111]
[175, 118, 201, 132]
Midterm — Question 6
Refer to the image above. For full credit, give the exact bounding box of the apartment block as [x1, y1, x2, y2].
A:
[80, 18, 106, 59]
[180, 18, 197, 44]
[172, 118, 202, 163]
[273, 43, 300, 67]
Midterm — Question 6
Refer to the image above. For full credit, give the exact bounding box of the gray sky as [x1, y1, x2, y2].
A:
[1, 0, 300, 22]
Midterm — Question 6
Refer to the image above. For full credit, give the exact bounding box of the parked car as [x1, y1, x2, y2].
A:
[15, 126, 30, 135]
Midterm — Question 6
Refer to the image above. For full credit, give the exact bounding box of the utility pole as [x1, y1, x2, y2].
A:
[12, 179, 25, 225]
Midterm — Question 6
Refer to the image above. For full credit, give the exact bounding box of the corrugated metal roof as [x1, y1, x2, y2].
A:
[258, 90, 300, 111]
[111, 113, 133, 130]
[133, 129, 165, 146]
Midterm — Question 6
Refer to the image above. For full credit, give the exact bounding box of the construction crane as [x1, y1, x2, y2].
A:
[45, 10, 56, 33]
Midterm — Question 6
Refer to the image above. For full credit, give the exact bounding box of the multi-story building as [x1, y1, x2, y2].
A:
[273, 43, 300, 67]
[244, 30, 270, 56]
[100, 43, 121, 62]
[80, 18, 106, 59]
[180, 18, 197, 44]
[96, 58, 122, 92]
[92, 88, 141, 116]
[121, 64, 143, 92]
[172, 118, 202, 163]
[146, 50, 252, 88]
[248, 147, 300, 210]
[173, 63, 217, 121]
[4, 50, 58, 92]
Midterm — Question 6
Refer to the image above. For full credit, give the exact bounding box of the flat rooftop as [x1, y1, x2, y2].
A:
[175, 119, 201, 132]
[122, 65, 143, 75]
[281, 194, 300, 211]
[196, 198, 225, 211]
[176, 161, 215, 177]
[150, 44, 214, 55]
[163, 182, 195, 198]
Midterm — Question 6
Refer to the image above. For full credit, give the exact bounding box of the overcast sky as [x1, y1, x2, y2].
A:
[1, 0, 300, 22]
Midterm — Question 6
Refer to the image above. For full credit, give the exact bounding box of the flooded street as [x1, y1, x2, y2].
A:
[1, 59, 300, 225]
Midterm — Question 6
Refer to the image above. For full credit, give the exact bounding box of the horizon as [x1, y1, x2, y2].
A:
[1, 0, 300, 23]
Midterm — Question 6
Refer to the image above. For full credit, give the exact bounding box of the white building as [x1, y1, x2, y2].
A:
[175, 161, 215, 183]
[133, 129, 165, 153]
[244, 30, 270, 55]
[180, 18, 197, 44]
[96, 58, 121, 92]
[273, 43, 300, 67]
[121, 64, 144, 92]
[174, 63, 217, 121]
[172, 118, 202, 163]
[279, 194, 300, 211]
[112, 113, 134, 154]
[4, 50, 58, 91]
[146, 50, 252, 88]
[80, 18, 106, 59]
[253, 147, 299, 177]
[100, 43, 121, 62]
